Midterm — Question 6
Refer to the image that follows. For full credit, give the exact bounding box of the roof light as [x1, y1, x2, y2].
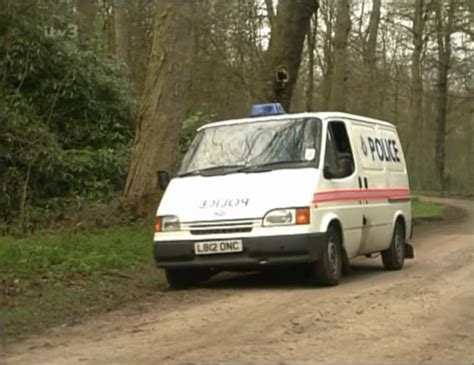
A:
[250, 103, 286, 117]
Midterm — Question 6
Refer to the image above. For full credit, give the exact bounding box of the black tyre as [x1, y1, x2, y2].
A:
[382, 220, 405, 270]
[310, 225, 342, 286]
[165, 268, 212, 289]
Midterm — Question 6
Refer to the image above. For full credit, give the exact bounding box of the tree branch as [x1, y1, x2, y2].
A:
[264, 0, 275, 31]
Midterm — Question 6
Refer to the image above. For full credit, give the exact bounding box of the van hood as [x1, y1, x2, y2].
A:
[157, 168, 318, 222]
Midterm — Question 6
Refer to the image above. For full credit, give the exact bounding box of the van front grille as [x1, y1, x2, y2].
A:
[190, 227, 252, 235]
[182, 219, 260, 236]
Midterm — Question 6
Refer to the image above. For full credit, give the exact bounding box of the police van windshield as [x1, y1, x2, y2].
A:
[178, 118, 322, 176]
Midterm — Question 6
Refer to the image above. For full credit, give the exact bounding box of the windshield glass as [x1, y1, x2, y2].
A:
[179, 117, 322, 176]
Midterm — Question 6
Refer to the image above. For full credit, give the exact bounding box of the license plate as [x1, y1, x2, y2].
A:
[194, 240, 243, 255]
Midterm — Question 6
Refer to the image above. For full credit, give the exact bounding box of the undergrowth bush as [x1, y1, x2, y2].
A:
[0, 1, 134, 231]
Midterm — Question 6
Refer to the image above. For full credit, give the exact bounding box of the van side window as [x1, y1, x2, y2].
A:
[324, 121, 355, 179]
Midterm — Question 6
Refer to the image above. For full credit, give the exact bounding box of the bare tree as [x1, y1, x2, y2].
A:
[259, 0, 319, 111]
[306, 11, 318, 111]
[408, 0, 426, 186]
[434, 0, 455, 190]
[469, 99, 474, 192]
[98, 0, 116, 55]
[361, 0, 381, 115]
[76, 0, 96, 35]
[129, 1, 156, 93]
[468, 1, 474, 187]
[319, 0, 335, 110]
[113, 0, 130, 67]
[328, 0, 351, 111]
[124, 1, 196, 204]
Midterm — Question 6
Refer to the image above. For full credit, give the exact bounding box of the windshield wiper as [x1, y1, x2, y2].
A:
[179, 161, 309, 177]
[241, 160, 306, 172]
[178, 164, 246, 177]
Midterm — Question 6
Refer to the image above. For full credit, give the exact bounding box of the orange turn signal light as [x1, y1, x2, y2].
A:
[154, 217, 161, 233]
[295, 207, 310, 225]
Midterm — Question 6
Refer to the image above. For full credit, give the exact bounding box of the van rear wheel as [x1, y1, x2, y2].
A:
[165, 268, 211, 289]
[382, 220, 405, 270]
[310, 225, 342, 286]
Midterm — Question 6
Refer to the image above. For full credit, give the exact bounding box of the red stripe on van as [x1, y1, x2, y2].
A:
[313, 188, 410, 204]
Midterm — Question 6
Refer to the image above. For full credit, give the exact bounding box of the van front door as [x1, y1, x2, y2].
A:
[318, 120, 365, 258]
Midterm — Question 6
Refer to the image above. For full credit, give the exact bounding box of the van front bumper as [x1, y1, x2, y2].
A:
[154, 233, 327, 269]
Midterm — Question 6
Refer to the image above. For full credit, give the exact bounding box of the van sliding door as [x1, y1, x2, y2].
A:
[350, 122, 393, 253]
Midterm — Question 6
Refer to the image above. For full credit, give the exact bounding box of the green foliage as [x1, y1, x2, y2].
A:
[0, 0, 134, 229]
[0, 224, 152, 278]
[179, 111, 215, 157]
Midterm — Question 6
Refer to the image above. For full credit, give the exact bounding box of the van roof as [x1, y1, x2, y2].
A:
[198, 112, 395, 131]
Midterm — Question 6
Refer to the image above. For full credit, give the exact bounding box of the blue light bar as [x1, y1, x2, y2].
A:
[250, 103, 286, 117]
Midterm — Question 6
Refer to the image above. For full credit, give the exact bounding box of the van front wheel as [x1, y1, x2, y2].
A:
[310, 225, 342, 286]
[382, 221, 405, 270]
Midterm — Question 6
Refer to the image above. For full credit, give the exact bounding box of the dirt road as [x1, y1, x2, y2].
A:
[3, 197, 473, 364]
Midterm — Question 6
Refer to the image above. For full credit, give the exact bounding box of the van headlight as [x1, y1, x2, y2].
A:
[155, 215, 180, 233]
[263, 207, 310, 226]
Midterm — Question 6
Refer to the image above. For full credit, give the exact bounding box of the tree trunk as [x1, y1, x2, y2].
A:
[258, 0, 319, 111]
[361, 0, 381, 115]
[434, 0, 454, 191]
[76, 0, 96, 35]
[408, 0, 425, 188]
[124, 1, 195, 204]
[264, 0, 275, 30]
[102, 0, 116, 55]
[129, 1, 154, 93]
[306, 10, 318, 111]
[321, 0, 334, 110]
[328, 0, 351, 111]
[113, 0, 130, 67]
[393, 64, 400, 125]
[468, 103, 474, 194]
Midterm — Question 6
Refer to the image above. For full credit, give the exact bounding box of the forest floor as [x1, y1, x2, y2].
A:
[2, 197, 473, 364]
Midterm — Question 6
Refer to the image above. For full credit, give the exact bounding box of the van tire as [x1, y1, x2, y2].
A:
[165, 268, 211, 289]
[382, 220, 405, 270]
[310, 225, 342, 286]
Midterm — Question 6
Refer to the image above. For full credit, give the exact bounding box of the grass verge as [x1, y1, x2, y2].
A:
[412, 197, 444, 219]
[0, 224, 165, 341]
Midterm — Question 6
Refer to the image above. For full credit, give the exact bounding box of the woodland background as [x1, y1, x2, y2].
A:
[1, 0, 473, 233]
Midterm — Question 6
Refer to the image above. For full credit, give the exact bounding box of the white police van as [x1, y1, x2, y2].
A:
[154, 104, 414, 289]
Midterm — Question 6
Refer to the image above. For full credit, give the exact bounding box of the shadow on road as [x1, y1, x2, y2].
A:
[192, 259, 393, 291]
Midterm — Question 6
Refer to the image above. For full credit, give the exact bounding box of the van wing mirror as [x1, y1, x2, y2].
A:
[157, 170, 170, 191]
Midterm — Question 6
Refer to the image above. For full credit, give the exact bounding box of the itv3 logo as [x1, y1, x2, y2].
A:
[44, 24, 78, 39]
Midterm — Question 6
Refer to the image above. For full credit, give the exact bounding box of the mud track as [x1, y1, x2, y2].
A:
[4, 197, 473, 364]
